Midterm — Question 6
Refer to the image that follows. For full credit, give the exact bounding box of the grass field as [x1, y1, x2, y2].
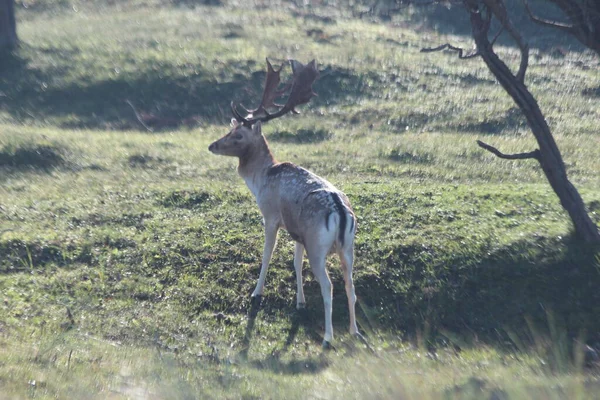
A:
[1, 0, 600, 398]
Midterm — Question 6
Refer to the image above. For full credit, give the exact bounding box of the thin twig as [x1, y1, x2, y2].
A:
[125, 99, 154, 132]
[523, 0, 574, 32]
[477, 140, 540, 160]
[490, 26, 504, 47]
[420, 43, 480, 59]
[67, 349, 73, 370]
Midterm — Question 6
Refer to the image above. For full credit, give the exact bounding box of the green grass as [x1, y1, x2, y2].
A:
[1, 0, 600, 398]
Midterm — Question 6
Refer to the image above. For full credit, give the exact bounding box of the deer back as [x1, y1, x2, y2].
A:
[260, 161, 354, 247]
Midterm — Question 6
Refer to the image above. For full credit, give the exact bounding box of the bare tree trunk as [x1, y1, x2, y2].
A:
[468, 3, 600, 243]
[0, 0, 17, 50]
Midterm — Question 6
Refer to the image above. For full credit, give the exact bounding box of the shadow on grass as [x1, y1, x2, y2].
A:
[0, 48, 379, 130]
[239, 296, 263, 360]
[0, 52, 242, 130]
[451, 107, 527, 135]
[370, 234, 600, 349]
[0, 142, 68, 170]
[582, 86, 600, 98]
[239, 297, 328, 375]
[269, 127, 333, 144]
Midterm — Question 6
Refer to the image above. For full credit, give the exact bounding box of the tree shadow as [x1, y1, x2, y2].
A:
[375, 233, 600, 347]
[450, 106, 527, 134]
[248, 351, 329, 376]
[0, 238, 93, 273]
[0, 49, 247, 130]
[459, 237, 600, 343]
[582, 86, 600, 98]
[269, 127, 333, 144]
[0, 47, 374, 130]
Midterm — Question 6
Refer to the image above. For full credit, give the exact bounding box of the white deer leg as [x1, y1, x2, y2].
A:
[252, 224, 278, 298]
[309, 252, 333, 346]
[340, 247, 359, 335]
[294, 242, 306, 309]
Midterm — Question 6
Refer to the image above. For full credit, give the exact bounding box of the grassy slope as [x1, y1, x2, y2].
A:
[1, 1, 600, 398]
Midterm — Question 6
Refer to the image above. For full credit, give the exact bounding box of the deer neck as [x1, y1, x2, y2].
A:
[237, 137, 275, 197]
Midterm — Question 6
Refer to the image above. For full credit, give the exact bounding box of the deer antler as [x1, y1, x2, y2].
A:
[231, 59, 319, 126]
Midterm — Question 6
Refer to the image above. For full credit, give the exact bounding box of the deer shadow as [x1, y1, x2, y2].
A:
[238, 297, 330, 375]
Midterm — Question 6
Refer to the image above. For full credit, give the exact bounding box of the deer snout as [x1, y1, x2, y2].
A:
[208, 141, 218, 153]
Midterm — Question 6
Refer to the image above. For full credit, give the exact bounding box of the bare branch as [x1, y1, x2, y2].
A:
[489, 26, 504, 47]
[482, 0, 529, 83]
[523, 0, 575, 32]
[477, 140, 540, 160]
[420, 43, 480, 59]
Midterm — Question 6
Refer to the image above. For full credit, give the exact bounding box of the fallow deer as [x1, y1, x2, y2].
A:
[208, 59, 360, 348]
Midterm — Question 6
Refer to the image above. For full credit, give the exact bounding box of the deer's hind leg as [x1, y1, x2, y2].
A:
[338, 245, 358, 336]
[308, 250, 333, 346]
[294, 242, 306, 310]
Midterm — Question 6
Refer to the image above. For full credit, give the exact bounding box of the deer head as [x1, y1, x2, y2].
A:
[208, 119, 264, 158]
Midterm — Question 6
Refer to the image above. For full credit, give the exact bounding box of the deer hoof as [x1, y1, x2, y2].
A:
[322, 340, 336, 351]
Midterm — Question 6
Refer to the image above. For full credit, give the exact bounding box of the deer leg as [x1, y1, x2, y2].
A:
[339, 247, 359, 336]
[251, 224, 278, 299]
[309, 252, 333, 346]
[294, 242, 306, 310]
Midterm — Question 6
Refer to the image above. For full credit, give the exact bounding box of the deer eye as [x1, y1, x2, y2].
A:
[234, 133, 243, 140]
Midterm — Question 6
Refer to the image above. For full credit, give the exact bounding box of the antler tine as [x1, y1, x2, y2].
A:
[253, 59, 285, 115]
[231, 59, 319, 126]
[286, 59, 319, 114]
[230, 102, 248, 124]
[231, 58, 285, 125]
[248, 59, 319, 125]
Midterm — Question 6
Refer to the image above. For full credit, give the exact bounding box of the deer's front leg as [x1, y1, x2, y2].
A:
[251, 223, 279, 299]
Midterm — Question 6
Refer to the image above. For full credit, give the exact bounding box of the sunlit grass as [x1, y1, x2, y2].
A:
[1, 331, 598, 399]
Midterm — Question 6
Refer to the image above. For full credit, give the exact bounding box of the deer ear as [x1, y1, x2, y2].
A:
[252, 121, 262, 135]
